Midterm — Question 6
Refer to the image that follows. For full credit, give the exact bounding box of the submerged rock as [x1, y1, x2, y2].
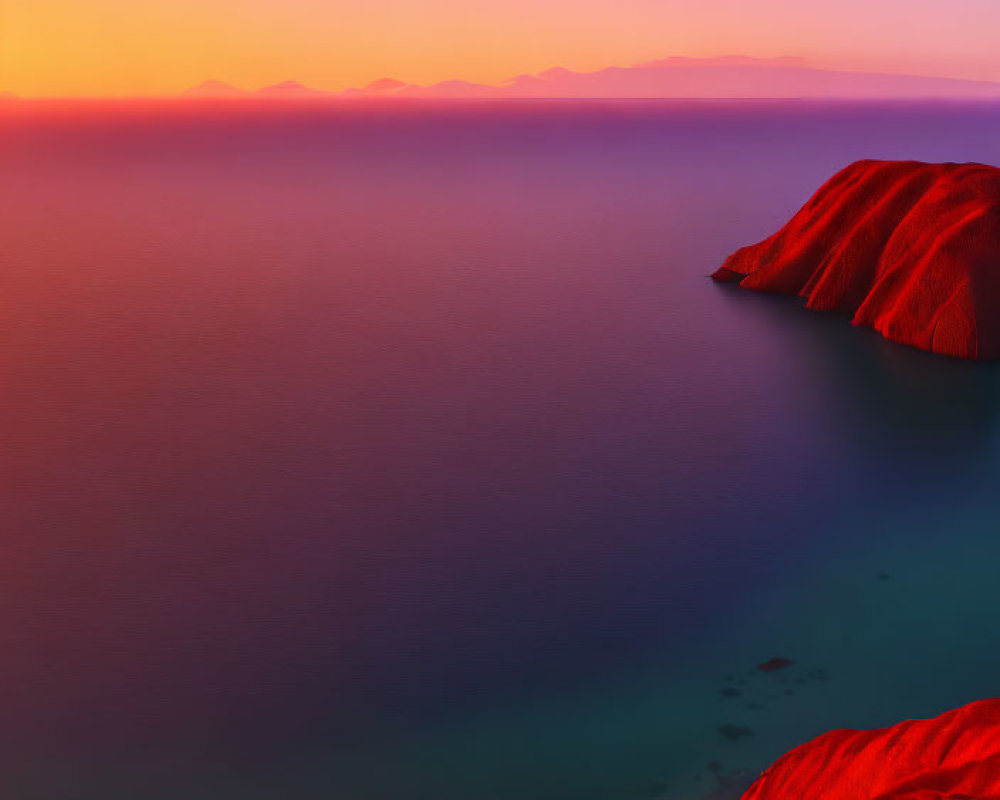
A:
[719, 724, 754, 741]
[757, 657, 794, 673]
[713, 160, 1000, 359]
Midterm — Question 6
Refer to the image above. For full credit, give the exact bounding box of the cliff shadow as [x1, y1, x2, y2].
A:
[714, 282, 1000, 470]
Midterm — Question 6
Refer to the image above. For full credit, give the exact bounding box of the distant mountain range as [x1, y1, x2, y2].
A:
[186, 79, 327, 97]
[186, 56, 1000, 100]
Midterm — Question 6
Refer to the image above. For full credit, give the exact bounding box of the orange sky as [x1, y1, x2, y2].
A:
[4, 0, 1000, 97]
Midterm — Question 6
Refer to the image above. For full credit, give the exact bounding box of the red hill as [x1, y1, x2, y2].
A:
[742, 699, 1000, 799]
[713, 160, 1000, 359]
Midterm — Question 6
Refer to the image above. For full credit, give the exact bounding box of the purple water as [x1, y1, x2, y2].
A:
[3, 99, 1000, 799]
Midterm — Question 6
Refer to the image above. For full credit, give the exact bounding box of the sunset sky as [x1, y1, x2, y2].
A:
[4, 0, 1000, 97]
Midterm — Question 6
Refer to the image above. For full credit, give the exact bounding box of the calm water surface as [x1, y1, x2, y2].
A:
[2, 100, 1000, 799]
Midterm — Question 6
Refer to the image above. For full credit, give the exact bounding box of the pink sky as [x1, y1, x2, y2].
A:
[5, 0, 1000, 96]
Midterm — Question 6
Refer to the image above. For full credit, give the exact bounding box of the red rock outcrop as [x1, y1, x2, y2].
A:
[713, 160, 1000, 359]
[742, 699, 1000, 799]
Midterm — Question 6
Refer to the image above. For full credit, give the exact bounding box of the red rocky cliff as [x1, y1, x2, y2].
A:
[743, 699, 1000, 799]
[714, 160, 1000, 359]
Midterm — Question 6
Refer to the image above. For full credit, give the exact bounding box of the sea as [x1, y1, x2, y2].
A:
[2, 98, 1000, 799]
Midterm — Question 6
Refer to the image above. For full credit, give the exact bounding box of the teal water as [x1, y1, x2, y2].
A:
[2, 100, 1000, 799]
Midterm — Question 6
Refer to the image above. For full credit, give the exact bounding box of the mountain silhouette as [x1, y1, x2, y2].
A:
[184, 80, 249, 97]
[491, 57, 1000, 98]
[345, 56, 1000, 98]
[257, 80, 329, 97]
[364, 78, 408, 93]
[182, 56, 1000, 100]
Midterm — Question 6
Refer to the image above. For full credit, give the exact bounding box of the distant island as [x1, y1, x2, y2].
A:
[713, 159, 1000, 359]
[184, 56, 1000, 100]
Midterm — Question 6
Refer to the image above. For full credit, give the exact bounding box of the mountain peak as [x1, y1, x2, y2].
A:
[538, 66, 575, 81]
[185, 80, 248, 97]
[363, 78, 408, 93]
